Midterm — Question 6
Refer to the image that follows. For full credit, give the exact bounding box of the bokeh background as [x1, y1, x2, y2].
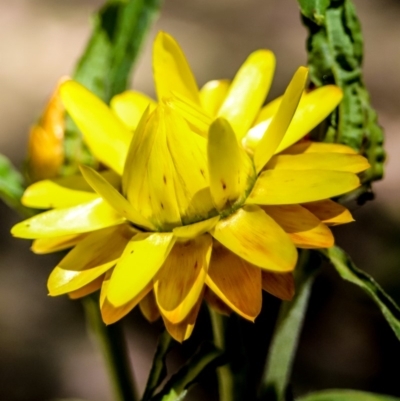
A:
[1, 0, 400, 400]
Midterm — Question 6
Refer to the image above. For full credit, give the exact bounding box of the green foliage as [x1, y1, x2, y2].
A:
[298, 0, 385, 199]
[321, 246, 400, 341]
[63, 0, 162, 175]
[298, 389, 400, 401]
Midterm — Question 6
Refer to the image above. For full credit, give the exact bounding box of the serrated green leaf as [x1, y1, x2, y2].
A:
[142, 331, 174, 401]
[297, 0, 330, 24]
[298, 389, 400, 401]
[321, 246, 400, 341]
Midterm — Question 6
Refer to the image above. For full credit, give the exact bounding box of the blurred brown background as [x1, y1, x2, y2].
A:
[1, 0, 400, 400]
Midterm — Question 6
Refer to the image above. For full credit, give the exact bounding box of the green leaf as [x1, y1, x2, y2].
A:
[63, 0, 162, 175]
[298, 389, 400, 401]
[321, 246, 400, 341]
[258, 250, 321, 401]
[142, 331, 174, 401]
[298, 0, 385, 199]
[152, 342, 224, 401]
[0, 154, 34, 216]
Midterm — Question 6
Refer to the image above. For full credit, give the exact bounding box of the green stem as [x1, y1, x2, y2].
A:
[82, 295, 138, 401]
[209, 308, 234, 401]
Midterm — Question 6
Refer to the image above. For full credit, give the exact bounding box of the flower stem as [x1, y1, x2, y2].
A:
[82, 295, 138, 401]
[209, 308, 235, 401]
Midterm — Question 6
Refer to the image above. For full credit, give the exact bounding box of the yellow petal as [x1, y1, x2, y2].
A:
[205, 243, 262, 321]
[100, 269, 113, 308]
[173, 216, 220, 239]
[153, 31, 200, 104]
[60, 80, 132, 174]
[107, 233, 175, 307]
[262, 205, 334, 248]
[262, 272, 295, 300]
[218, 50, 275, 140]
[110, 90, 156, 130]
[48, 225, 133, 295]
[80, 165, 155, 231]
[280, 141, 357, 155]
[11, 198, 125, 239]
[208, 118, 255, 210]
[139, 290, 160, 322]
[247, 170, 360, 205]
[154, 235, 212, 323]
[200, 80, 230, 117]
[302, 199, 354, 226]
[210, 205, 297, 272]
[162, 295, 203, 343]
[253, 67, 308, 173]
[31, 233, 88, 254]
[204, 287, 232, 316]
[266, 153, 370, 174]
[68, 275, 104, 300]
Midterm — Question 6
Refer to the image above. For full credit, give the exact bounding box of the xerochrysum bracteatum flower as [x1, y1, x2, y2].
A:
[12, 32, 369, 342]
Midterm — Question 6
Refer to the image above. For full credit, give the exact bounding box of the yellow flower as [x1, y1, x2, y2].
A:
[11, 32, 369, 342]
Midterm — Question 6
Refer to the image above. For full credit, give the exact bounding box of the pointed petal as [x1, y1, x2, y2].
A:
[218, 50, 275, 140]
[280, 141, 357, 155]
[31, 233, 88, 254]
[139, 290, 160, 322]
[173, 216, 220, 239]
[68, 275, 104, 299]
[210, 205, 297, 272]
[154, 235, 212, 323]
[100, 269, 112, 308]
[266, 153, 370, 174]
[247, 170, 361, 205]
[48, 225, 134, 295]
[11, 198, 125, 239]
[262, 205, 334, 248]
[162, 295, 203, 343]
[60, 81, 132, 174]
[208, 118, 254, 210]
[153, 32, 200, 104]
[254, 67, 308, 173]
[110, 90, 156, 130]
[204, 287, 232, 316]
[302, 199, 354, 226]
[262, 272, 295, 300]
[200, 80, 230, 117]
[205, 244, 262, 321]
[108, 233, 175, 307]
[80, 165, 155, 231]
[276, 85, 343, 152]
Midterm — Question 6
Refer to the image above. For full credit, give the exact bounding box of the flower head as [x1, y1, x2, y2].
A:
[12, 32, 369, 342]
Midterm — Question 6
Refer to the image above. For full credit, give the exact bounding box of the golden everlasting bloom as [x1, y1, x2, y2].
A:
[12, 32, 369, 342]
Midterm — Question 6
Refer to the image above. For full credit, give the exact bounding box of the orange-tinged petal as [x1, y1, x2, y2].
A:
[247, 170, 360, 205]
[200, 80, 230, 117]
[47, 225, 134, 296]
[302, 199, 354, 226]
[11, 198, 125, 239]
[262, 272, 295, 300]
[153, 32, 200, 104]
[204, 287, 232, 316]
[266, 153, 370, 174]
[253, 67, 308, 173]
[218, 50, 275, 140]
[110, 90, 156, 130]
[68, 275, 104, 299]
[210, 205, 297, 272]
[80, 165, 155, 231]
[205, 244, 262, 321]
[208, 118, 254, 210]
[108, 233, 175, 307]
[162, 295, 203, 343]
[60, 80, 132, 175]
[31, 233, 88, 254]
[280, 141, 357, 155]
[139, 290, 160, 322]
[173, 216, 220, 239]
[262, 205, 334, 248]
[154, 235, 212, 323]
